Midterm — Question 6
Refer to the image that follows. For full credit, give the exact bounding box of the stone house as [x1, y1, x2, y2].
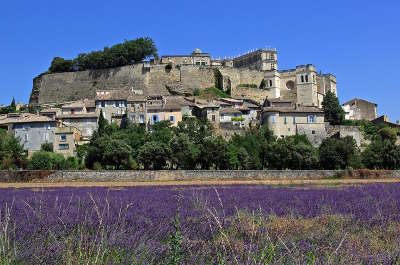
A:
[0, 113, 57, 157]
[192, 101, 220, 127]
[127, 95, 147, 125]
[54, 126, 81, 157]
[95, 90, 127, 123]
[342, 98, 377, 121]
[61, 99, 96, 115]
[57, 113, 98, 143]
[261, 105, 326, 145]
[219, 108, 242, 123]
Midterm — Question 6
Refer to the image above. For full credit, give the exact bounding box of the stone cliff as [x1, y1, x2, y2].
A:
[29, 63, 275, 105]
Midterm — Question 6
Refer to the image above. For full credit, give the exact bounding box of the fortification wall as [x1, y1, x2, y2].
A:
[30, 64, 276, 105]
[1, 170, 400, 182]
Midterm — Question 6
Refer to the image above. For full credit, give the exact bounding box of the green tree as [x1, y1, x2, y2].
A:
[10, 97, 16, 112]
[102, 138, 133, 169]
[362, 139, 400, 169]
[49, 57, 74, 73]
[51, 37, 158, 73]
[138, 141, 171, 170]
[97, 110, 108, 136]
[176, 117, 212, 145]
[0, 130, 26, 169]
[322, 91, 344, 125]
[169, 133, 200, 169]
[200, 136, 230, 169]
[150, 121, 174, 144]
[319, 136, 360, 169]
[378, 127, 397, 143]
[271, 135, 318, 170]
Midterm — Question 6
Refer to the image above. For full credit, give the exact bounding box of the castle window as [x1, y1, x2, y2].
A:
[301, 76, 304, 83]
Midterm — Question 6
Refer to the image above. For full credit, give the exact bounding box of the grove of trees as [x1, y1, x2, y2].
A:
[48, 37, 158, 73]
[0, 115, 399, 170]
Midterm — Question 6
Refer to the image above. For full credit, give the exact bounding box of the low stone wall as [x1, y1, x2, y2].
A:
[1, 170, 400, 182]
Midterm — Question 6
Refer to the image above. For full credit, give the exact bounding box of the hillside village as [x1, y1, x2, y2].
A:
[0, 46, 399, 160]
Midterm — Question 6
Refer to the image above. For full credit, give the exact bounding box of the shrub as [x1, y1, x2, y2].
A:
[40, 143, 53, 152]
[28, 152, 54, 170]
[231, 117, 245, 122]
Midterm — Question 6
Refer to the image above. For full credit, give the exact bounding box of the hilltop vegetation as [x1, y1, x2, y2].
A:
[48, 37, 158, 73]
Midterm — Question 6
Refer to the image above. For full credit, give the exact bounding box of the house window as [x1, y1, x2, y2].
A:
[139, 114, 145, 123]
[201, 62, 206, 66]
[284, 116, 287, 124]
[60, 134, 67, 142]
[25, 134, 29, 141]
[152, 115, 159, 124]
[212, 115, 216, 122]
[44, 133, 49, 142]
[196, 62, 201, 65]
[269, 80, 273, 87]
[116, 102, 120, 107]
[312, 130, 316, 134]
[293, 116, 296, 124]
[305, 75, 309, 83]
[71, 109, 75, 114]
[169, 115, 175, 122]
[271, 115, 276, 124]
[301, 76, 304, 83]
[308, 115, 316, 123]
[101, 102, 105, 108]
[59, 144, 69, 150]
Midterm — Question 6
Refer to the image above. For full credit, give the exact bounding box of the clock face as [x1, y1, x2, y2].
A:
[286, 80, 295, 90]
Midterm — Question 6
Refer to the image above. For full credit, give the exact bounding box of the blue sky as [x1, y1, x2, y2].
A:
[0, 0, 399, 121]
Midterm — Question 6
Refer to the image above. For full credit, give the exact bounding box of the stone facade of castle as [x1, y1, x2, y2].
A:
[29, 48, 337, 109]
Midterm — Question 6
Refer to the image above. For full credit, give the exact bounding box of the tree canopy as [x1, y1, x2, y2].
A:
[48, 37, 158, 73]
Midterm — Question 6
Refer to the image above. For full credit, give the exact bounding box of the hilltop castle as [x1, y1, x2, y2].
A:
[29, 48, 337, 108]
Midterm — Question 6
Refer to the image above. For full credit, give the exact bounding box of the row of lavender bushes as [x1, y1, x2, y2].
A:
[0, 184, 400, 264]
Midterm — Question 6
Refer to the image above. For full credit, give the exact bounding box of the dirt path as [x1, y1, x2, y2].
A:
[0, 178, 399, 188]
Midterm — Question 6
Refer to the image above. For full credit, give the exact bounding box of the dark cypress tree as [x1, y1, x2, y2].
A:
[98, 110, 108, 136]
[322, 91, 344, 125]
[10, 97, 16, 112]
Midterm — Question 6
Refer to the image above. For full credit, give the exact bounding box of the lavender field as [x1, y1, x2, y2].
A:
[1, 184, 400, 264]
